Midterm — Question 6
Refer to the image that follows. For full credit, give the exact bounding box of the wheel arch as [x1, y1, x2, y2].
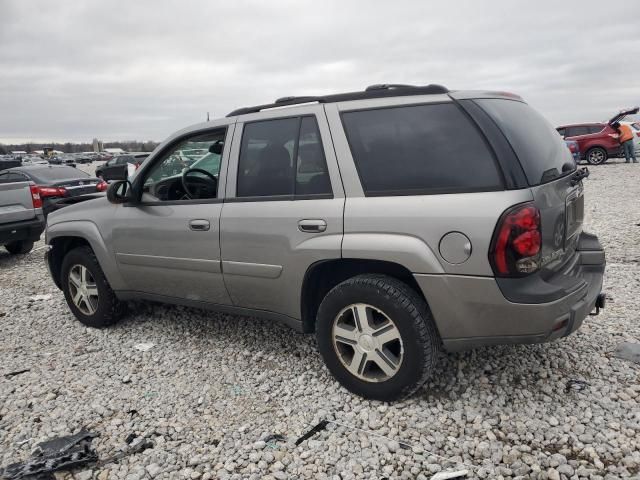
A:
[46, 221, 124, 291]
[300, 258, 431, 334]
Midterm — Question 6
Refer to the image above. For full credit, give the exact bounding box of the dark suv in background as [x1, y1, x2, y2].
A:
[557, 107, 639, 164]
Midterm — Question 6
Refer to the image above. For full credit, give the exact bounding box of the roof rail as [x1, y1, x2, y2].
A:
[226, 83, 449, 117]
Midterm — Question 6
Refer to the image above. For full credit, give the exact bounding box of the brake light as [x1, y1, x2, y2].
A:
[96, 181, 108, 192]
[490, 202, 541, 276]
[29, 184, 42, 209]
[568, 143, 578, 153]
[38, 186, 67, 198]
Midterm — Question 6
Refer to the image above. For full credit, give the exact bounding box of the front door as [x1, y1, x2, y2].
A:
[220, 107, 345, 320]
[111, 123, 233, 305]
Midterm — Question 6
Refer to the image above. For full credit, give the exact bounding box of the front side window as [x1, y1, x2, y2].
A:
[141, 129, 226, 202]
[341, 103, 502, 196]
[237, 116, 331, 197]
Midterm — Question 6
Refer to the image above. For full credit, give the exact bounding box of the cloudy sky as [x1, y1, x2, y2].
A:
[1, 0, 639, 143]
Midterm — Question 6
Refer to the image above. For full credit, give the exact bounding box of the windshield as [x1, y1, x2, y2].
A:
[475, 99, 576, 186]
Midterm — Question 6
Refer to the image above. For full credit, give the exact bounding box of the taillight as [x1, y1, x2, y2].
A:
[568, 143, 578, 153]
[96, 181, 108, 192]
[490, 202, 541, 276]
[29, 184, 42, 209]
[38, 186, 67, 198]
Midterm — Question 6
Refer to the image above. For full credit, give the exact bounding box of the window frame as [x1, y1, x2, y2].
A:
[339, 101, 506, 197]
[230, 114, 334, 203]
[129, 125, 231, 206]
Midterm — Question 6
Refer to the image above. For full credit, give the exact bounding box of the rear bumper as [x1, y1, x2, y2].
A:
[415, 232, 605, 352]
[0, 217, 44, 245]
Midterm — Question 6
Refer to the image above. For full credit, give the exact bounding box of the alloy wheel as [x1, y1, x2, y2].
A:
[68, 264, 99, 315]
[331, 303, 404, 382]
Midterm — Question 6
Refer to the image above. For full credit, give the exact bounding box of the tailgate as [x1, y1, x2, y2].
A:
[530, 175, 584, 272]
[0, 182, 36, 223]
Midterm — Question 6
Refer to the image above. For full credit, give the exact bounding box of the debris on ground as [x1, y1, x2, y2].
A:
[430, 470, 469, 480]
[4, 369, 30, 378]
[565, 379, 590, 392]
[28, 294, 52, 301]
[612, 342, 640, 365]
[295, 420, 329, 446]
[133, 343, 155, 352]
[1, 430, 98, 479]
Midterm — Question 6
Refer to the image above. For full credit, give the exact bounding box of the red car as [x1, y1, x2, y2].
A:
[557, 107, 639, 164]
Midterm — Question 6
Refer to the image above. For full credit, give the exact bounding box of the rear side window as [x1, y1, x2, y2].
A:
[341, 103, 502, 196]
[475, 99, 575, 186]
[237, 116, 332, 197]
[588, 125, 604, 134]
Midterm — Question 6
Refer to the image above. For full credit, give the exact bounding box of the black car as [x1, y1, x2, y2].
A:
[96, 153, 149, 180]
[0, 165, 107, 217]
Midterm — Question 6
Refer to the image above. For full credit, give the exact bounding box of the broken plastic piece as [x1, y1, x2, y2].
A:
[2, 430, 98, 479]
[4, 369, 30, 378]
[295, 420, 329, 446]
[612, 342, 640, 365]
[565, 379, 590, 392]
[430, 470, 469, 480]
[134, 343, 155, 352]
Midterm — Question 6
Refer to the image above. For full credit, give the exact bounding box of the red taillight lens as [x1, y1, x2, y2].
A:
[38, 186, 67, 198]
[96, 181, 108, 192]
[568, 143, 578, 153]
[490, 203, 541, 276]
[29, 184, 42, 209]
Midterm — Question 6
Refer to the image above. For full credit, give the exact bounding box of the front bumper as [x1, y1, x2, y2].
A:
[415, 232, 605, 352]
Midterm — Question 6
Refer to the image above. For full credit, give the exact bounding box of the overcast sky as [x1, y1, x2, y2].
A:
[1, 0, 639, 143]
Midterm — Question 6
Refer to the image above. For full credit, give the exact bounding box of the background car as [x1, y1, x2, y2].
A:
[95, 153, 149, 180]
[0, 165, 107, 217]
[557, 107, 639, 164]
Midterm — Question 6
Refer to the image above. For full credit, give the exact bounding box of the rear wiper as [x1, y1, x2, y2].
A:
[570, 166, 589, 186]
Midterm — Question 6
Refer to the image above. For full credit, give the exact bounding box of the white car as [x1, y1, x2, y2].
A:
[620, 121, 640, 154]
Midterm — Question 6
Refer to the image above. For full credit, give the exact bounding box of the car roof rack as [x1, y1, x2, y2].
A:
[226, 84, 448, 117]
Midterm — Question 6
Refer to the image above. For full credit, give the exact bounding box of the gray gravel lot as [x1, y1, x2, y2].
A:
[1, 160, 639, 480]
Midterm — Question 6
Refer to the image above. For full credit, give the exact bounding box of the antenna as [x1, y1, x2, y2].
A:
[206, 112, 210, 122]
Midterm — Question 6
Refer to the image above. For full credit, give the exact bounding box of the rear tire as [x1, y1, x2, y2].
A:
[5, 240, 34, 255]
[61, 246, 125, 328]
[316, 274, 440, 401]
[586, 147, 607, 165]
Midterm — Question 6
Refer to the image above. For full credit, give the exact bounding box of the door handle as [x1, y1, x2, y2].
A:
[298, 219, 327, 233]
[189, 219, 210, 231]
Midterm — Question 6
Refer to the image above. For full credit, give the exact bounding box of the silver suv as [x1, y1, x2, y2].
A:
[45, 84, 606, 401]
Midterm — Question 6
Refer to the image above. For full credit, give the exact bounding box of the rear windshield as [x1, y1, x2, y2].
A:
[341, 103, 503, 196]
[27, 166, 90, 183]
[475, 99, 576, 185]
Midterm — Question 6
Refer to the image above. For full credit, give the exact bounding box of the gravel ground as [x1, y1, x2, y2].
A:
[1, 160, 639, 480]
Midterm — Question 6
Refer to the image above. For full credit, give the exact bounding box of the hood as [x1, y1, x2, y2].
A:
[46, 195, 111, 226]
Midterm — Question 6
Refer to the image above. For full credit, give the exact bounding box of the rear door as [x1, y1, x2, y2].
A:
[474, 98, 583, 271]
[220, 106, 344, 320]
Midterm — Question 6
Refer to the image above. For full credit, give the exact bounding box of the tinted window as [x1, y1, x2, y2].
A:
[476, 99, 575, 186]
[0, 173, 25, 183]
[237, 116, 331, 197]
[557, 128, 566, 137]
[296, 117, 331, 195]
[341, 103, 502, 196]
[588, 125, 604, 134]
[26, 167, 90, 183]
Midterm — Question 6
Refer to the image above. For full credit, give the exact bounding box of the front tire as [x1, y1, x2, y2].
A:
[316, 274, 440, 401]
[61, 246, 125, 328]
[586, 147, 607, 165]
[5, 240, 34, 255]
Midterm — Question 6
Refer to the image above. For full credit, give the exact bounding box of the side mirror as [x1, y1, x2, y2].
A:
[209, 141, 223, 155]
[107, 180, 134, 204]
